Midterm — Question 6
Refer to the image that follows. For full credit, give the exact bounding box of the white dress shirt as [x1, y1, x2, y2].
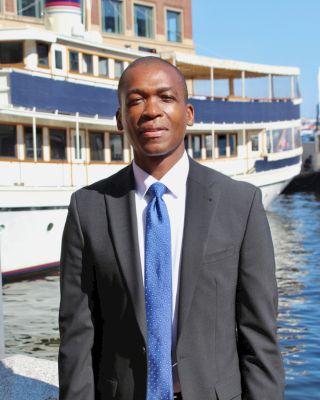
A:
[132, 151, 189, 392]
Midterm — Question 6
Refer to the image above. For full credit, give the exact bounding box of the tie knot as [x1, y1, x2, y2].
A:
[148, 182, 167, 199]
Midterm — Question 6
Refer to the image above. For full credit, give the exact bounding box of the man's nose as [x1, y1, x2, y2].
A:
[142, 97, 163, 118]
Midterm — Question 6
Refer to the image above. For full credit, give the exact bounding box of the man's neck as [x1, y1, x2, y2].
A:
[134, 147, 185, 180]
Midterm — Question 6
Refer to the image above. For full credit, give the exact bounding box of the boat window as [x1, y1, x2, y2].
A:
[82, 53, 93, 74]
[24, 126, 43, 160]
[0, 124, 16, 158]
[266, 131, 273, 153]
[294, 127, 301, 148]
[251, 134, 259, 152]
[217, 133, 237, 158]
[114, 60, 124, 78]
[90, 132, 105, 161]
[17, 0, 44, 18]
[205, 134, 212, 158]
[69, 51, 79, 72]
[134, 4, 154, 38]
[272, 128, 293, 152]
[0, 41, 23, 64]
[167, 10, 182, 43]
[101, 0, 123, 34]
[217, 134, 227, 157]
[184, 135, 188, 151]
[110, 133, 123, 161]
[55, 50, 63, 69]
[37, 42, 49, 67]
[99, 57, 109, 77]
[229, 134, 237, 156]
[192, 135, 201, 159]
[50, 129, 66, 160]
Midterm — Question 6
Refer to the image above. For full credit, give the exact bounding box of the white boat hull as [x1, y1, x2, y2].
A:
[0, 162, 300, 280]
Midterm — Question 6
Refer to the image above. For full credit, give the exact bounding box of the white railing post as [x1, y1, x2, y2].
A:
[32, 107, 37, 162]
[76, 112, 80, 160]
[210, 67, 214, 99]
[241, 71, 246, 98]
[0, 233, 5, 359]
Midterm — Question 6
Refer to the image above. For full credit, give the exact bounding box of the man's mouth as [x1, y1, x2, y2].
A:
[140, 127, 167, 138]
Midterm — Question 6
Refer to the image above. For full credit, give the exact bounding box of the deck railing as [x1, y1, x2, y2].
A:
[9, 71, 300, 124]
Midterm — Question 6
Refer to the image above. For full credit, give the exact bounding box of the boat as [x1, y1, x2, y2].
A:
[0, 0, 302, 281]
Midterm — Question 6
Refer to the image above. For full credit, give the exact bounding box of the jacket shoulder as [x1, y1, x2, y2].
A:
[189, 159, 258, 200]
[72, 164, 133, 202]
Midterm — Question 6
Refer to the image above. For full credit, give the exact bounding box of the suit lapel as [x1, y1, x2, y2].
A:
[104, 166, 147, 343]
[177, 160, 220, 341]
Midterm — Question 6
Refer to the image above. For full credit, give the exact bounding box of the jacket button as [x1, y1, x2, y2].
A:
[142, 346, 146, 355]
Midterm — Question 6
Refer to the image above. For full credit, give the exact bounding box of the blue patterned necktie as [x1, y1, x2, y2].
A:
[144, 182, 173, 400]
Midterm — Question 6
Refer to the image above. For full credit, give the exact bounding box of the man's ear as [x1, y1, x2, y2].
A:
[116, 108, 123, 131]
[186, 103, 195, 126]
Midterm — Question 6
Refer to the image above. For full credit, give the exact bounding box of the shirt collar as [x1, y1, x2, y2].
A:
[133, 151, 189, 199]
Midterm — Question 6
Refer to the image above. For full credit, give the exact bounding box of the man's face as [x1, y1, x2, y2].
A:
[116, 61, 194, 168]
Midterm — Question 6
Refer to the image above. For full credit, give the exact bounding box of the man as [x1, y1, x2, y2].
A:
[59, 56, 285, 400]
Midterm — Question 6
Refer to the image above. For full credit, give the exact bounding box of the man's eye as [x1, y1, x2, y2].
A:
[127, 97, 143, 106]
[161, 95, 175, 102]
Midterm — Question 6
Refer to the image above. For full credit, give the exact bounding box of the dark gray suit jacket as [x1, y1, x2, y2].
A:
[58, 158, 285, 400]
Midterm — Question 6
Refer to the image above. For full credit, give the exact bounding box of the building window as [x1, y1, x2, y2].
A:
[69, 51, 79, 72]
[24, 127, 43, 160]
[82, 53, 93, 74]
[134, 4, 153, 38]
[0, 42, 23, 64]
[205, 134, 212, 158]
[50, 129, 66, 160]
[90, 132, 104, 161]
[114, 60, 124, 78]
[192, 135, 201, 159]
[55, 50, 63, 69]
[0, 125, 16, 158]
[110, 133, 123, 161]
[17, 0, 44, 17]
[37, 42, 49, 67]
[167, 10, 181, 42]
[80, 0, 85, 22]
[101, 0, 123, 33]
[99, 57, 109, 77]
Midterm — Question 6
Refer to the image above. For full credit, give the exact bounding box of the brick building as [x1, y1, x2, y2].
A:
[0, 0, 194, 53]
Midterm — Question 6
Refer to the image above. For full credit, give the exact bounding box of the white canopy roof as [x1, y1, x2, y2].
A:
[161, 51, 300, 79]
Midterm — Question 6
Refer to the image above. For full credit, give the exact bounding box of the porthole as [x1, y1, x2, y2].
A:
[0, 224, 5, 232]
[47, 223, 54, 232]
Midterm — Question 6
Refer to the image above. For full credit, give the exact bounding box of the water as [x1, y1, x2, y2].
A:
[2, 193, 320, 399]
[268, 193, 320, 399]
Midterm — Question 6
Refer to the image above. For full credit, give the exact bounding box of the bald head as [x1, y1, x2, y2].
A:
[117, 56, 188, 105]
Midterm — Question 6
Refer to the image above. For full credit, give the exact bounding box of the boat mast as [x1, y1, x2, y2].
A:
[316, 67, 320, 132]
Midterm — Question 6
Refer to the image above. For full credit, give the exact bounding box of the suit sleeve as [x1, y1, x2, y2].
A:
[237, 188, 285, 400]
[58, 192, 95, 400]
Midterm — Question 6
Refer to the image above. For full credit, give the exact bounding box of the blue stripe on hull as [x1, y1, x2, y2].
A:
[2, 262, 60, 283]
[255, 155, 301, 172]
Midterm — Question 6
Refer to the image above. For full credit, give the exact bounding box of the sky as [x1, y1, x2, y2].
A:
[191, 0, 319, 118]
